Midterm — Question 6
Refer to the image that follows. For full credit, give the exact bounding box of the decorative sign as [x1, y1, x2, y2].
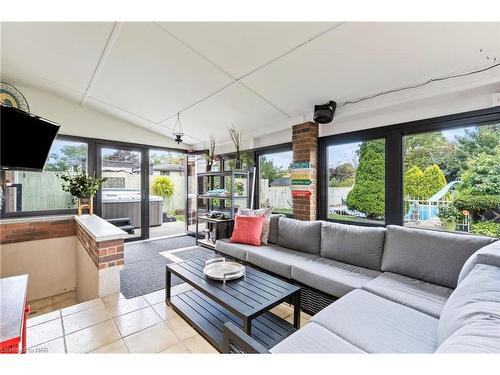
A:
[292, 190, 312, 198]
[291, 179, 312, 186]
[291, 161, 311, 170]
[290, 173, 309, 180]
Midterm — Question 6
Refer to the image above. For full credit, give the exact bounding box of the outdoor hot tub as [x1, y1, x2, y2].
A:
[102, 189, 163, 227]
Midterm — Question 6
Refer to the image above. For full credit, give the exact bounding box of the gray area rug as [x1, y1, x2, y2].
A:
[120, 236, 213, 299]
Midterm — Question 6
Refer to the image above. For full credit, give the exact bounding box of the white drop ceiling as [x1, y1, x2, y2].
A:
[1, 22, 499, 147]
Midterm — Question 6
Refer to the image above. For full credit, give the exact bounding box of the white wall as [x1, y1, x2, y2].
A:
[13, 84, 188, 150]
[209, 70, 500, 153]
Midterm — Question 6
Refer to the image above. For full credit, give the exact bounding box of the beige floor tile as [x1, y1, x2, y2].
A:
[285, 314, 310, 329]
[52, 298, 79, 311]
[161, 342, 191, 353]
[27, 318, 63, 347]
[65, 320, 121, 353]
[28, 337, 66, 354]
[27, 310, 60, 328]
[151, 302, 177, 321]
[63, 305, 111, 334]
[113, 306, 162, 337]
[61, 298, 104, 316]
[182, 335, 218, 354]
[105, 295, 149, 318]
[165, 316, 198, 341]
[124, 323, 179, 353]
[270, 303, 293, 319]
[52, 290, 77, 304]
[29, 296, 54, 311]
[143, 289, 165, 305]
[91, 339, 129, 354]
[102, 292, 126, 305]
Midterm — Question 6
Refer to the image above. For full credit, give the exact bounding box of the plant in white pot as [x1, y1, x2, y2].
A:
[437, 204, 463, 231]
[151, 176, 176, 222]
[58, 170, 107, 215]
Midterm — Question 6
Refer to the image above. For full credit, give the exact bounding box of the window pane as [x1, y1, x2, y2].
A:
[327, 139, 385, 224]
[403, 122, 500, 237]
[258, 151, 293, 215]
[149, 149, 186, 238]
[0, 138, 88, 213]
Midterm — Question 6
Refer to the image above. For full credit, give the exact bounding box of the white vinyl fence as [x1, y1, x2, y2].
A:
[259, 179, 292, 209]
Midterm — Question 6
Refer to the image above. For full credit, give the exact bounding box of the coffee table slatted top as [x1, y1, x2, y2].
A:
[166, 255, 300, 319]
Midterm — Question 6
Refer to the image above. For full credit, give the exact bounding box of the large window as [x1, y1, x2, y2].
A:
[0, 138, 88, 214]
[327, 139, 385, 224]
[403, 122, 500, 236]
[258, 150, 293, 215]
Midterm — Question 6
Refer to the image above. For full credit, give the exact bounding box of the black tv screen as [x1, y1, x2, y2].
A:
[1, 105, 60, 171]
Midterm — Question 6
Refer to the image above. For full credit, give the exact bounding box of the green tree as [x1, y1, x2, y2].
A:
[259, 156, 286, 185]
[329, 163, 355, 187]
[403, 132, 450, 173]
[105, 150, 140, 163]
[45, 144, 87, 172]
[446, 124, 500, 180]
[422, 164, 447, 198]
[404, 165, 425, 198]
[150, 152, 184, 166]
[460, 151, 500, 196]
[346, 140, 385, 218]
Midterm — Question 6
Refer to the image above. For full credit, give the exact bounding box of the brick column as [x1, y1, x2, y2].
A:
[292, 122, 318, 221]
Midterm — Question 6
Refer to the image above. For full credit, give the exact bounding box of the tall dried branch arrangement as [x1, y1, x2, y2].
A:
[228, 124, 242, 157]
[209, 133, 216, 163]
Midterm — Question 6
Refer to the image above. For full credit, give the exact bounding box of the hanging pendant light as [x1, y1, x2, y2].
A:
[172, 113, 184, 144]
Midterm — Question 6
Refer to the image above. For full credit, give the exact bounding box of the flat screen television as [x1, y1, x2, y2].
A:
[1, 105, 60, 171]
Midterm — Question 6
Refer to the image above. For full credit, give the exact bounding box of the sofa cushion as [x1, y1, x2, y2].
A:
[436, 316, 500, 353]
[438, 264, 500, 345]
[268, 214, 283, 244]
[270, 322, 365, 353]
[311, 289, 439, 353]
[291, 257, 380, 298]
[382, 225, 496, 288]
[457, 240, 500, 285]
[215, 239, 254, 261]
[245, 244, 319, 279]
[277, 217, 321, 254]
[320, 221, 386, 271]
[238, 207, 273, 245]
[361, 272, 453, 318]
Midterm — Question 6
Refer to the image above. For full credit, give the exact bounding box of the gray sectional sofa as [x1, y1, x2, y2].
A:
[216, 216, 500, 353]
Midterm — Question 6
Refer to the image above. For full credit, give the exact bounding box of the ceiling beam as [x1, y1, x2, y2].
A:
[80, 22, 122, 106]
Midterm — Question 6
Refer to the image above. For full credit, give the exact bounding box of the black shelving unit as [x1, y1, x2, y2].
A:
[196, 170, 250, 250]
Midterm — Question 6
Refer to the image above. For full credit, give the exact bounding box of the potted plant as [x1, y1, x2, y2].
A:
[151, 176, 176, 223]
[203, 133, 216, 172]
[437, 204, 463, 231]
[58, 170, 107, 215]
[228, 124, 243, 169]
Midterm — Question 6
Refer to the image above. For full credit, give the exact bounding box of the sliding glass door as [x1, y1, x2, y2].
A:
[96, 143, 148, 241]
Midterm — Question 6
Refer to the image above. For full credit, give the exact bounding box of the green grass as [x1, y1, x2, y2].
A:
[272, 208, 293, 215]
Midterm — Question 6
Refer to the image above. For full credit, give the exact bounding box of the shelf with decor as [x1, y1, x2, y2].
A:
[195, 170, 252, 250]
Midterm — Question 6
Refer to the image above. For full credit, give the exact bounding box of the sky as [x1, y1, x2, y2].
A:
[261, 150, 293, 170]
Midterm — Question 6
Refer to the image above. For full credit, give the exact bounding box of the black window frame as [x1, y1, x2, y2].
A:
[318, 105, 500, 228]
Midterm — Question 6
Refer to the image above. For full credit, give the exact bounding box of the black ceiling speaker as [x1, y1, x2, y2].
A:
[313, 101, 337, 124]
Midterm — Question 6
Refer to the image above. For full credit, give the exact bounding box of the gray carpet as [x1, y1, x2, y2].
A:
[120, 236, 213, 299]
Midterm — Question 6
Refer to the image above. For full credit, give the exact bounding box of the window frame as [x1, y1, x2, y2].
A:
[318, 106, 500, 228]
[0, 133, 187, 219]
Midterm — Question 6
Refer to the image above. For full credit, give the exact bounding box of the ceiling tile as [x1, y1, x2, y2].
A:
[156, 82, 289, 144]
[0, 22, 115, 93]
[158, 22, 338, 78]
[242, 22, 500, 117]
[89, 22, 234, 123]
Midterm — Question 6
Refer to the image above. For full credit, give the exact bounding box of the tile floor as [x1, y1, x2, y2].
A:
[26, 283, 310, 354]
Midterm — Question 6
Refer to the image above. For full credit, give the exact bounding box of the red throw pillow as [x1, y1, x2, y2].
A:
[230, 214, 265, 246]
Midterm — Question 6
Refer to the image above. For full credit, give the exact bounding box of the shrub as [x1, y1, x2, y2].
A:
[453, 193, 500, 212]
[404, 166, 425, 197]
[470, 221, 500, 238]
[151, 176, 175, 198]
[346, 140, 385, 218]
[460, 151, 500, 196]
[437, 204, 463, 222]
[422, 164, 447, 198]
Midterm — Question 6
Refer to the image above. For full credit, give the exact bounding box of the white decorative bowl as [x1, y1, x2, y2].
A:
[203, 257, 245, 283]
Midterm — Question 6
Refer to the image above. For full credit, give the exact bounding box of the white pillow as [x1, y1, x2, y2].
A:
[238, 207, 273, 245]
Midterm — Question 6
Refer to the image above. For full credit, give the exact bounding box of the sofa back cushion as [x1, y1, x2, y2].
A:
[320, 221, 386, 271]
[457, 240, 500, 285]
[381, 225, 496, 288]
[437, 264, 500, 346]
[268, 214, 284, 244]
[277, 217, 321, 254]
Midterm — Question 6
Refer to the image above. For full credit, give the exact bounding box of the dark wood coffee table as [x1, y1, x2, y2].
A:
[165, 254, 300, 352]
